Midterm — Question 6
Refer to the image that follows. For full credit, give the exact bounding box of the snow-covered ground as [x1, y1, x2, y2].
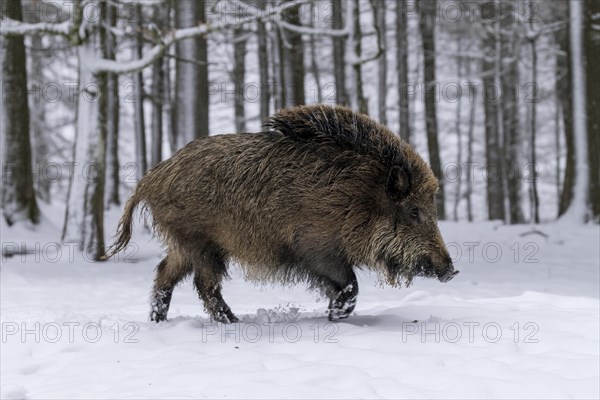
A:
[1, 203, 599, 399]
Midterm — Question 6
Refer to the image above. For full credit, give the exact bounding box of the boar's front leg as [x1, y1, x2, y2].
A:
[326, 271, 359, 321]
[193, 245, 239, 324]
[312, 267, 358, 321]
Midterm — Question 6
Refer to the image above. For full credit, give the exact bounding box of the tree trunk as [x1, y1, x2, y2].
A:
[256, 0, 270, 123]
[62, 1, 108, 261]
[556, 2, 575, 216]
[396, 0, 410, 142]
[480, 2, 505, 221]
[233, 27, 247, 133]
[453, 41, 463, 222]
[585, 0, 600, 220]
[271, 27, 284, 110]
[105, 1, 120, 206]
[376, 0, 386, 125]
[331, 0, 348, 106]
[151, 54, 164, 167]
[281, 2, 305, 107]
[419, 0, 445, 219]
[1, 0, 40, 225]
[554, 83, 562, 208]
[132, 4, 147, 180]
[163, 2, 176, 156]
[350, 0, 368, 114]
[500, 3, 523, 224]
[308, 2, 323, 103]
[28, 1, 50, 203]
[465, 59, 477, 222]
[174, 0, 209, 147]
[528, 14, 540, 224]
[561, 0, 589, 222]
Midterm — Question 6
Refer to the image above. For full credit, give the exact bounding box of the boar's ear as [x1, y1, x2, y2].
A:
[386, 165, 411, 201]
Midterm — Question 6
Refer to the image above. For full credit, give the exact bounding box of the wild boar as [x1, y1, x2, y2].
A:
[103, 104, 458, 323]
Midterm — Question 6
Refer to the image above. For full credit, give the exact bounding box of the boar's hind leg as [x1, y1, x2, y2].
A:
[150, 257, 191, 322]
[193, 246, 239, 324]
[319, 270, 359, 321]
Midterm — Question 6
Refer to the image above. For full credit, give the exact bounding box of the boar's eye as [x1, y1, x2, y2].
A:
[410, 208, 420, 221]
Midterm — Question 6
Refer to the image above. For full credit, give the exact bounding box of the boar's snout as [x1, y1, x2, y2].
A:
[416, 254, 458, 283]
[435, 254, 459, 283]
[438, 269, 459, 283]
[436, 254, 459, 283]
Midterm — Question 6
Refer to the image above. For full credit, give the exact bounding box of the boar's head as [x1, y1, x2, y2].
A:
[369, 150, 459, 287]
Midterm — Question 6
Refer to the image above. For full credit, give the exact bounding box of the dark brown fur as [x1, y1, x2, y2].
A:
[104, 104, 457, 323]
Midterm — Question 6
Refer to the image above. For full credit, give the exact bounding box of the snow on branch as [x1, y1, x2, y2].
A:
[277, 19, 349, 37]
[0, 18, 71, 37]
[1, 0, 313, 75]
[87, 0, 313, 74]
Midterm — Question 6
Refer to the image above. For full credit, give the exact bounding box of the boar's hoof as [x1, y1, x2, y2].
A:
[150, 310, 168, 323]
[150, 294, 171, 323]
[208, 301, 239, 324]
[212, 312, 239, 324]
[328, 284, 358, 321]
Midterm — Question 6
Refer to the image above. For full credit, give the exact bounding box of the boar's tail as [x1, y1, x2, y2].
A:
[100, 191, 142, 261]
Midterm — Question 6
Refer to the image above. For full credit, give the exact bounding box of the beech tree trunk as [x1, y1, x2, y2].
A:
[62, 1, 108, 261]
[396, 0, 410, 143]
[281, 2, 305, 107]
[174, 0, 209, 146]
[331, 0, 348, 106]
[1, 0, 40, 225]
[419, 0, 445, 219]
[585, 0, 600, 219]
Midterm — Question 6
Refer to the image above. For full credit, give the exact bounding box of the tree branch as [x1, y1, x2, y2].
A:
[90, 0, 313, 74]
[2, 0, 313, 75]
[278, 19, 349, 37]
[0, 18, 71, 37]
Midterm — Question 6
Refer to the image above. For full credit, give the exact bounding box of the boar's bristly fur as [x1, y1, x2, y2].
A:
[104, 104, 457, 323]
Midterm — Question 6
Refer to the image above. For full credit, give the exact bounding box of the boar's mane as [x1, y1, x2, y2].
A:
[266, 104, 415, 201]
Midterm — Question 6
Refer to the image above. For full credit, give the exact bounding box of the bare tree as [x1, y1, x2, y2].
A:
[150, 3, 168, 168]
[105, 1, 120, 205]
[174, 0, 209, 146]
[331, 0, 348, 105]
[281, 1, 305, 107]
[308, 2, 322, 103]
[150, 57, 163, 166]
[585, 0, 600, 220]
[499, 2, 523, 224]
[350, 0, 368, 114]
[453, 40, 464, 222]
[256, 0, 270, 122]
[271, 26, 284, 110]
[561, 0, 589, 222]
[396, 0, 410, 142]
[1, 0, 40, 225]
[27, 0, 51, 203]
[61, 1, 109, 260]
[480, 1, 505, 221]
[465, 58, 477, 222]
[418, 0, 445, 219]
[528, 10, 540, 224]
[375, 0, 386, 124]
[132, 4, 147, 180]
[555, 1, 575, 217]
[233, 27, 247, 132]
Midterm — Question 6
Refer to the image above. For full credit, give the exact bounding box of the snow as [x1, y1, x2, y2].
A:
[1, 202, 598, 399]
